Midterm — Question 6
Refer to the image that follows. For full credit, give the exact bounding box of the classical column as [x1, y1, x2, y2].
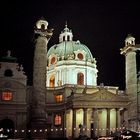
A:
[116, 108, 119, 130]
[120, 36, 138, 128]
[106, 108, 110, 136]
[120, 109, 125, 128]
[83, 108, 87, 136]
[72, 109, 76, 138]
[83, 108, 87, 127]
[31, 18, 53, 139]
[91, 108, 96, 138]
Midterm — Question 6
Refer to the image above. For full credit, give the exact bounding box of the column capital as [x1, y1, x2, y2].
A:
[83, 108, 88, 111]
[73, 108, 77, 111]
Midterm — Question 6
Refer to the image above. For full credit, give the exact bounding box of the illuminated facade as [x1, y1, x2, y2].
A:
[47, 24, 98, 87]
[0, 18, 139, 139]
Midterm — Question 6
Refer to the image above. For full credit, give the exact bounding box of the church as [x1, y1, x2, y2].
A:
[0, 18, 140, 139]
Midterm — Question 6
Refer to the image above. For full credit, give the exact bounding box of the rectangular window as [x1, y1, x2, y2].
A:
[2, 91, 13, 101]
[55, 94, 63, 103]
[54, 114, 61, 126]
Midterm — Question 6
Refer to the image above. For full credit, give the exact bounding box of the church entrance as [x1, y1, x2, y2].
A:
[0, 119, 14, 139]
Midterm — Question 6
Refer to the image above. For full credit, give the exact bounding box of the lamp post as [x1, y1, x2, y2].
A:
[137, 71, 140, 131]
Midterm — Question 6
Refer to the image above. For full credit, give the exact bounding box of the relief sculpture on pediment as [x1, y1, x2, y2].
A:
[93, 92, 114, 101]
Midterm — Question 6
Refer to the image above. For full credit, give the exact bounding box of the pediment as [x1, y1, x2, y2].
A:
[73, 89, 129, 102]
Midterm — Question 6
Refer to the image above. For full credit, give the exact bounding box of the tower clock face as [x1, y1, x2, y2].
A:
[51, 57, 56, 64]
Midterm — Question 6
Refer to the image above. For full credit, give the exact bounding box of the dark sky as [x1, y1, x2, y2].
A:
[0, 0, 140, 90]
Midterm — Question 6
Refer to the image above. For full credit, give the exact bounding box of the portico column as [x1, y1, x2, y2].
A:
[72, 109, 76, 138]
[91, 108, 96, 138]
[106, 108, 110, 136]
[120, 108, 125, 128]
[83, 108, 87, 135]
[116, 108, 119, 130]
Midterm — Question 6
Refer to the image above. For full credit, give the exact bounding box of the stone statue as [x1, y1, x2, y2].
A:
[7, 50, 11, 57]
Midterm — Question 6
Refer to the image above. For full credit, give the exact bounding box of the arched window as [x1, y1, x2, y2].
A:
[4, 69, 13, 77]
[77, 53, 84, 60]
[54, 114, 61, 125]
[77, 72, 84, 85]
[50, 75, 55, 87]
[67, 35, 70, 41]
[63, 36, 65, 41]
[51, 57, 56, 64]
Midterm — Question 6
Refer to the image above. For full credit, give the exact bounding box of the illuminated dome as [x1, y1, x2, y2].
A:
[47, 41, 95, 63]
[46, 24, 98, 87]
[47, 24, 95, 64]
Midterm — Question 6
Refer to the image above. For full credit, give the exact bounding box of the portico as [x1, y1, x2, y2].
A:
[65, 87, 130, 138]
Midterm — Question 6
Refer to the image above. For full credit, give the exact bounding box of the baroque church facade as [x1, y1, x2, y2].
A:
[0, 18, 140, 139]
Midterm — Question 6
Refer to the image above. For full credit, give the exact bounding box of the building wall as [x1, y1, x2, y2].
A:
[0, 60, 27, 138]
[47, 62, 97, 87]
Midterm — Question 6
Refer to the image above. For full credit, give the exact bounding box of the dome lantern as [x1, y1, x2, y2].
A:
[59, 22, 73, 42]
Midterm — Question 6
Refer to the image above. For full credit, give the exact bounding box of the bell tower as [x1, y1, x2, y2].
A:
[31, 18, 53, 138]
[120, 34, 140, 130]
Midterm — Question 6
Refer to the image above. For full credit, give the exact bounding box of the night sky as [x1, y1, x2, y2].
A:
[0, 0, 140, 90]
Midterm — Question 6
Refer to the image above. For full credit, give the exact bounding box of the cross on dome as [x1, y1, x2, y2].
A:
[63, 21, 69, 32]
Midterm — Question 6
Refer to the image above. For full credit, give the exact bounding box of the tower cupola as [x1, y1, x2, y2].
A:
[59, 23, 73, 42]
[35, 17, 48, 31]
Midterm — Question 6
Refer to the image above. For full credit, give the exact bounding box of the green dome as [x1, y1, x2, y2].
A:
[47, 25, 96, 63]
[47, 41, 94, 61]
